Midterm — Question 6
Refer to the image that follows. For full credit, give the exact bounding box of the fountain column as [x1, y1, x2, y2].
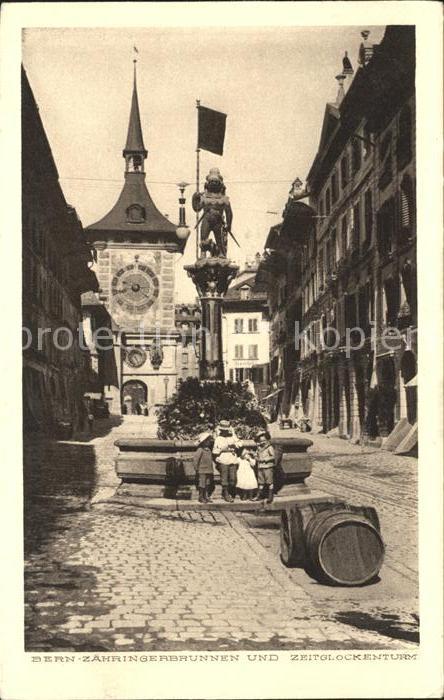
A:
[185, 257, 239, 380]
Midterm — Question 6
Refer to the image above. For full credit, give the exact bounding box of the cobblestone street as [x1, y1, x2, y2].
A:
[24, 418, 419, 652]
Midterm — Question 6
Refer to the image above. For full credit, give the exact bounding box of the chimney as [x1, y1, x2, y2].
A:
[358, 30, 374, 66]
[335, 74, 346, 106]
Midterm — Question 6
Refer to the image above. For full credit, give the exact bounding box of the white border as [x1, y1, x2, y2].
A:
[1, 3, 442, 699]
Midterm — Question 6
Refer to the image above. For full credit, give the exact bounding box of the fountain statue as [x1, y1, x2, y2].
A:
[192, 167, 233, 258]
[185, 168, 239, 381]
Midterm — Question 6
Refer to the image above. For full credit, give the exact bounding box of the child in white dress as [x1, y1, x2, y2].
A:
[236, 448, 258, 501]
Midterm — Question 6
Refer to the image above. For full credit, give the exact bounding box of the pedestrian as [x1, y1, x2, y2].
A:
[212, 419, 241, 502]
[87, 410, 94, 434]
[254, 430, 275, 503]
[193, 431, 215, 504]
[236, 447, 258, 501]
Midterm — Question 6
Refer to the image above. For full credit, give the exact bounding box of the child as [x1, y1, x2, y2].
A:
[212, 420, 241, 502]
[193, 432, 215, 503]
[254, 430, 275, 503]
[236, 447, 258, 501]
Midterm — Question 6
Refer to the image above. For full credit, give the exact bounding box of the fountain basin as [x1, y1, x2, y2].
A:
[114, 437, 313, 498]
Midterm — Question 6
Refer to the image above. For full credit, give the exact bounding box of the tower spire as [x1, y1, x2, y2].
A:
[123, 56, 148, 171]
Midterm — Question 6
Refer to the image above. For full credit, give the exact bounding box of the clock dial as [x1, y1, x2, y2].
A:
[111, 262, 159, 314]
[124, 347, 147, 368]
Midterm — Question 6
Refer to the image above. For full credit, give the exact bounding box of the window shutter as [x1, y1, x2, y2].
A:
[400, 187, 410, 228]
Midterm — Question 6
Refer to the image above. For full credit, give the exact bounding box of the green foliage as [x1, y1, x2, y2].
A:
[157, 377, 267, 440]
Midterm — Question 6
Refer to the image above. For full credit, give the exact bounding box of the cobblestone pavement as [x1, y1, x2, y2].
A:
[24, 418, 419, 652]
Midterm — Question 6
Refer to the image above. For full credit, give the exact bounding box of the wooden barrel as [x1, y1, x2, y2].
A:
[305, 510, 384, 586]
[280, 509, 305, 567]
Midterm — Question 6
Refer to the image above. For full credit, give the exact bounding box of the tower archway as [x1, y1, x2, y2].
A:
[121, 380, 147, 415]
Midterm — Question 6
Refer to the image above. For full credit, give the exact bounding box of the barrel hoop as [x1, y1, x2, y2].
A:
[306, 511, 384, 586]
[317, 519, 384, 586]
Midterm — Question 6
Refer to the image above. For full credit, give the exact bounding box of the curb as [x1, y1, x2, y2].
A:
[89, 489, 338, 513]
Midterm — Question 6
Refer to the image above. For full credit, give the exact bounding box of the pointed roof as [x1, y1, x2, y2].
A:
[87, 171, 178, 236]
[123, 62, 147, 157]
[86, 62, 185, 251]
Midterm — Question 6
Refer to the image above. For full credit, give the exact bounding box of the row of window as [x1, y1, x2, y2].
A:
[300, 189, 374, 311]
[23, 316, 83, 368]
[323, 190, 373, 273]
[299, 268, 416, 359]
[234, 344, 259, 360]
[317, 104, 413, 219]
[233, 318, 259, 333]
[319, 129, 372, 218]
[377, 175, 415, 257]
[229, 366, 267, 383]
[382, 268, 416, 326]
[301, 174, 415, 313]
[300, 282, 375, 359]
[378, 105, 413, 191]
[25, 254, 76, 322]
[25, 216, 69, 287]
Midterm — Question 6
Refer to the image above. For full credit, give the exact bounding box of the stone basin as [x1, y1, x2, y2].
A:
[114, 437, 313, 500]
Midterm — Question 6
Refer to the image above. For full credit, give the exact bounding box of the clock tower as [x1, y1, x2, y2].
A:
[87, 61, 188, 415]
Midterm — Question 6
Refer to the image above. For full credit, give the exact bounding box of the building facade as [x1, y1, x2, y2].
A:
[81, 290, 115, 405]
[370, 28, 417, 435]
[86, 65, 189, 416]
[258, 195, 313, 421]
[223, 256, 270, 397]
[175, 303, 201, 382]
[22, 68, 98, 436]
[260, 26, 416, 443]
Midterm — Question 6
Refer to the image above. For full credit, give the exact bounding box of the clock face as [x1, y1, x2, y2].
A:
[111, 262, 159, 315]
[124, 347, 147, 368]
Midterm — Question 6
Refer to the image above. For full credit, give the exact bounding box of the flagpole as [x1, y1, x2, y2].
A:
[196, 99, 201, 259]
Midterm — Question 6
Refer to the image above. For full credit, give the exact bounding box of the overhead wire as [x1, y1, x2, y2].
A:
[59, 176, 296, 185]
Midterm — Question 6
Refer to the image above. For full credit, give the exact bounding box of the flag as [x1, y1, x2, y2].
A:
[198, 105, 227, 155]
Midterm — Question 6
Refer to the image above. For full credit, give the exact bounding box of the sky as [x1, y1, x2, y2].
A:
[22, 25, 385, 301]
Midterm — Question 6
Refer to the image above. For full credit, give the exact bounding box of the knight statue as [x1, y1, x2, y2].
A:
[192, 168, 233, 258]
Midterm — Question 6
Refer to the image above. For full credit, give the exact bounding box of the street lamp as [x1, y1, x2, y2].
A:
[176, 181, 191, 240]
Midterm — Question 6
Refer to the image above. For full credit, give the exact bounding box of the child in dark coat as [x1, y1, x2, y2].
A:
[254, 430, 276, 503]
[193, 432, 215, 503]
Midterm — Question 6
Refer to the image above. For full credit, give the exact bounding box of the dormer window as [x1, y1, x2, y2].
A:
[126, 204, 145, 223]
[240, 286, 251, 300]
